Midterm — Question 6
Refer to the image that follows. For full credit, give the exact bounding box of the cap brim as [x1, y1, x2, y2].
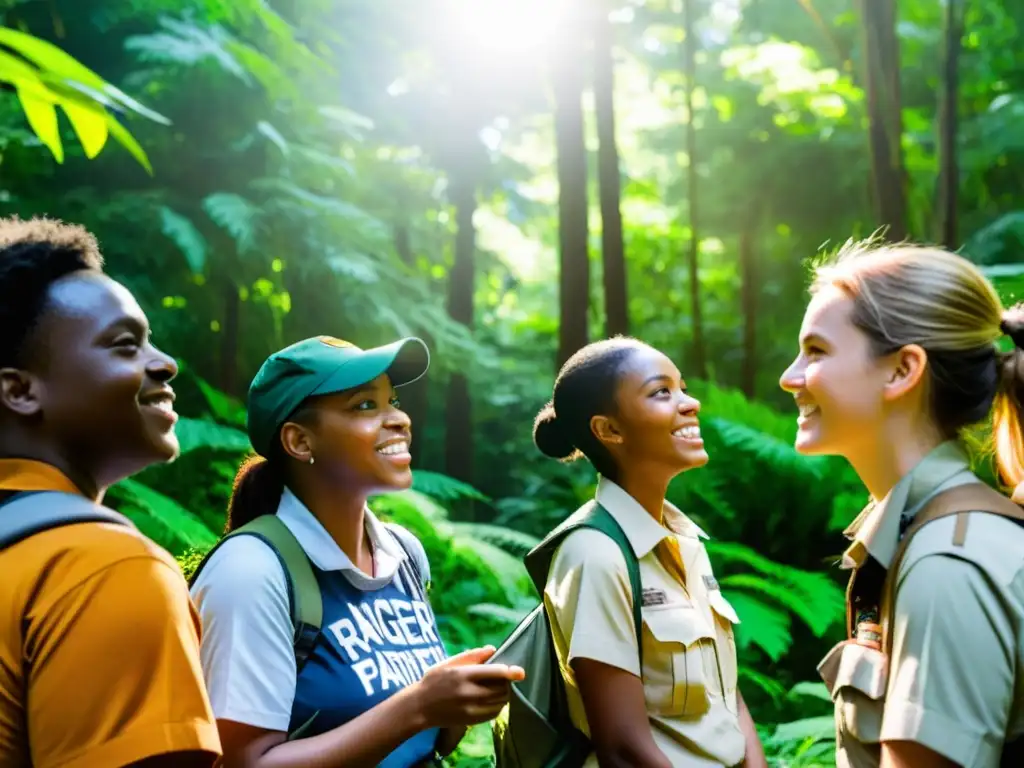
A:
[311, 337, 429, 397]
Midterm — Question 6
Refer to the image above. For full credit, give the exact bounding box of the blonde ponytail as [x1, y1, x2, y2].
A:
[994, 307, 1024, 497]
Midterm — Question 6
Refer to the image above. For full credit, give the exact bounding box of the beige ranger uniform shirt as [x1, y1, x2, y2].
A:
[544, 478, 746, 767]
[819, 441, 1024, 768]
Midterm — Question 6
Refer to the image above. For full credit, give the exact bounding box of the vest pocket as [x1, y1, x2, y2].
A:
[818, 641, 887, 744]
[641, 605, 715, 718]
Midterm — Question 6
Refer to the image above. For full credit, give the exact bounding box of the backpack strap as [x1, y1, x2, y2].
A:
[525, 500, 644, 668]
[881, 482, 1024, 657]
[383, 521, 431, 599]
[189, 514, 323, 671]
[0, 490, 134, 551]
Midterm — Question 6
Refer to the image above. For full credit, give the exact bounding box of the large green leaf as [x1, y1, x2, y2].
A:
[16, 88, 62, 162]
[61, 99, 109, 158]
[106, 115, 154, 175]
[109, 478, 218, 555]
[175, 417, 251, 455]
[0, 26, 169, 124]
[190, 372, 248, 427]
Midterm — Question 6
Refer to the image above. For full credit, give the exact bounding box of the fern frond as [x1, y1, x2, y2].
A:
[108, 478, 218, 555]
[708, 541, 846, 636]
[189, 371, 247, 427]
[724, 591, 792, 661]
[159, 206, 207, 274]
[372, 489, 452, 525]
[706, 417, 829, 483]
[722, 573, 838, 638]
[738, 665, 787, 704]
[467, 603, 531, 627]
[450, 537, 530, 606]
[451, 522, 540, 557]
[768, 715, 836, 746]
[203, 192, 259, 253]
[413, 470, 490, 502]
[787, 681, 832, 704]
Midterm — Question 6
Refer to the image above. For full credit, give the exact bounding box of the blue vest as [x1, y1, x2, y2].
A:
[288, 559, 447, 767]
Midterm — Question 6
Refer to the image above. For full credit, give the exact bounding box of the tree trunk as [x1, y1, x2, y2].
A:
[683, 0, 707, 378]
[935, 0, 962, 249]
[739, 211, 758, 399]
[858, 0, 907, 241]
[394, 220, 431, 468]
[553, 12, 591, 370]
[593, 2, 628, 338]
[444, 172, 476, 485]
[219, 280, 240, 397]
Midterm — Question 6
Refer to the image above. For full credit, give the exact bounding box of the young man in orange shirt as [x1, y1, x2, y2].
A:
[0, 217, 221, 767]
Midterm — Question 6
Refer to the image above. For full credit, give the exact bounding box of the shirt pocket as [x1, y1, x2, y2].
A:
[818, 640, 887, 745]
[641, 604, 715, 718]
[707, 589, 740, 710]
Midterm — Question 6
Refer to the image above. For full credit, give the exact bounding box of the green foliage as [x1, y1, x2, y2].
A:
[0, 25, 166, 168]
[10, 0, 1021, 764]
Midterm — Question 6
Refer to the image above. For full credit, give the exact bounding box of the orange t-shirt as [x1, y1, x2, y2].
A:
[0, 460, 222, 767]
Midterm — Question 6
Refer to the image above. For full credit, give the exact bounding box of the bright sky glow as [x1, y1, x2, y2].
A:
[448, 0, 565, 56]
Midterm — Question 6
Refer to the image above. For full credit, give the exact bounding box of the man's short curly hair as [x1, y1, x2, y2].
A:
[0, 216, 105, 368]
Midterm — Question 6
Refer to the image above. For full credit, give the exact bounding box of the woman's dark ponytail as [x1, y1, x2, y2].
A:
[225, 454, 285, 533]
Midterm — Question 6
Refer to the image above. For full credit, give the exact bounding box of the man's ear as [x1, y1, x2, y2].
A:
[591, 414, 624, 448]
[882, 344, 928, 403]
[0, 369, 42, 417]
[279, 421, 314, 464]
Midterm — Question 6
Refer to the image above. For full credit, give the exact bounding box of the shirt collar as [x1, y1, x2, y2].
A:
[275, 487, 406, 579]
[594, 476, 708, 558]
[841, 440, 975, 569]
[0, 459, 83, 495]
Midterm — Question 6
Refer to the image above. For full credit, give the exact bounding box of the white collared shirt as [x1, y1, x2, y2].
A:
[190, 487, 430, 731]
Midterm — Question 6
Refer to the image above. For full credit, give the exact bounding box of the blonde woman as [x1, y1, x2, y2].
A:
[780, 240, 1024, 768]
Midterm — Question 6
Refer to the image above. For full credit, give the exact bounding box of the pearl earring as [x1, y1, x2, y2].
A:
[309, 456, 315, 465]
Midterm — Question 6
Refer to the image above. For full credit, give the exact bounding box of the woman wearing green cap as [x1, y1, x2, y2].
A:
[189, 335, 524, 768]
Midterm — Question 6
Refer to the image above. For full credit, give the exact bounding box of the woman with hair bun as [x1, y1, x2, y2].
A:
[534, 337, 766, 768]
[781, 240, 1024, 768]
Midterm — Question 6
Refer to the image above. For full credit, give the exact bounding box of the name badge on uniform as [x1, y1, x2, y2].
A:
[703, 574, 719, 591]
[641, 587, 670, 607]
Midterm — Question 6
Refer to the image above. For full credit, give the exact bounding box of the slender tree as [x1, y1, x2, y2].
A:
[935, 0, 963, 248]
[857, 0, 908, 240]
[553, 5, 591, 369]
[683, 0, 707, 377]
[593, 0, 629, 337]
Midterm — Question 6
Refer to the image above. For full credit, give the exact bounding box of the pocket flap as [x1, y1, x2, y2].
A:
[708, 590, 740, 624]
[817, 641, 888, 701]
[642, 605, 714, 647]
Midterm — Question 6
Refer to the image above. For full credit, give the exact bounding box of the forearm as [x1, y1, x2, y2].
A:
[593, 742, 673, 768]
[246, 686, 428, 768]
[737, 691, 767, 768]
[600, 743, 673, 768]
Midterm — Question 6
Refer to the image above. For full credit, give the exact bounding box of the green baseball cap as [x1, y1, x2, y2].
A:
[246, 335, 430, 457]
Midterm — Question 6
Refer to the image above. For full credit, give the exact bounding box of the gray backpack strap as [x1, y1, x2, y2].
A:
[189, 514, 323, 672]
[383, 521, 431, 598]
[0, 491, 134, 551]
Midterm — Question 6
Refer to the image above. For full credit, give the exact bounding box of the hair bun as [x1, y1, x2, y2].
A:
[532, 401, 577, 460]
[1002, 306, 1024, 349]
